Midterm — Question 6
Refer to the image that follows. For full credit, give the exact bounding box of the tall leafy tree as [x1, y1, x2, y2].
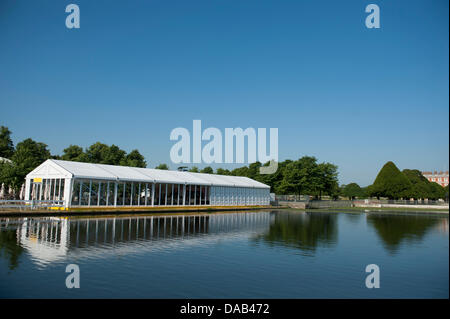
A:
[427, 182, 446, 200]
[61, 145, 86, 162]
[0, 138, 51, 192]
[282, 156, 320, 195]
[122, 149, 146, 168]
[341, 183, 364, 199]
[317, 162, 339, 198]
[0, 126, 14, 159]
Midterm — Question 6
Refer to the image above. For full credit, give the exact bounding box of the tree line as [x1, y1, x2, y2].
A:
[341, 161, 448, 200]
[180, 157, 340, 199]
[4, 125, 444, 201]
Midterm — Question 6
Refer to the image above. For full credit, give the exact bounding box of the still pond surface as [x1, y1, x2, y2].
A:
[0, 210, 448, 298]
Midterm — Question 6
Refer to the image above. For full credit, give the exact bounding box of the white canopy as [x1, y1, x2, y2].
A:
[26, 159, 270, 189]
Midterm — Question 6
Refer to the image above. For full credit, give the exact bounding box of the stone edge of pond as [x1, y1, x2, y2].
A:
[0, 205, 280, 218]
[288, 207, 449, 215]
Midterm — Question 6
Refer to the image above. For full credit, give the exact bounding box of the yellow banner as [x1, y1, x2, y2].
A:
[33, 178, 42, 183]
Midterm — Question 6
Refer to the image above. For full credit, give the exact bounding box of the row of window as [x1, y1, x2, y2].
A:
[70, 180, 211, 207]
[210, 186, 269, 205]
[430, 177, 449, 182]
[68, 179, 269, 207]
[29, 178, 66, 201]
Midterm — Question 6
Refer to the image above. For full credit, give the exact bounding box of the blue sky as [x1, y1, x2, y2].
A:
[0, 0, 448, 186]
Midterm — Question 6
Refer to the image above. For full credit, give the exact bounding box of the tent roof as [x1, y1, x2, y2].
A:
[26, 159, 270, 189]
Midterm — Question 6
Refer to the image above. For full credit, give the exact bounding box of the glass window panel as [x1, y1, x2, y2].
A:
[173, 184, 179, 205]
[196, 186, 201, 205]
[60, 179, 65, 201]
[193, 185, 197, 205]
[99, 182, 107, 206]
[143, 183, 151, 206]
[161, 183, 167, 205]
[54, 179, 59, 201]
[117, 183, 125, 206]
[167, 184, 173, 205]
[107, 182, 114, 206]
[71, 180, 80, 206]
[188, 185, 193, 205]
[155, 183, 160, 206]
[42, 179, 47, 200]
[91, 181, 100, 206]
[136, 183, 141, 205]
[124, 183, 132, 206]
[80, 181, 90, 206]
[201, 186, 205, 205]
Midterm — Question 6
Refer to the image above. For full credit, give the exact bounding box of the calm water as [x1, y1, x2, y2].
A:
[0, 210, 448, 298]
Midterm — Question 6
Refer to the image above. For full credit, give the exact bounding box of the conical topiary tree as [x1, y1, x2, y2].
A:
[368, 161, 412, 199]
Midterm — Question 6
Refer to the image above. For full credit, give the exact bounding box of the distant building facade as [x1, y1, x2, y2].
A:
[422, 171, 449, 187]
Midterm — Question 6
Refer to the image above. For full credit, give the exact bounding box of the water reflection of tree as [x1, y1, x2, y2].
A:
[255, 212, 338, 255]
[0, 229, 23, 270]
[366, 214, 443, 254]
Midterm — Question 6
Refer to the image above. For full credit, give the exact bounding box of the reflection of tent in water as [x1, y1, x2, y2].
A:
[13, 212, 274, 266]
[366, 213, 443, 254]
[18, 217, 70, 265]
[255, 212, 338, 254]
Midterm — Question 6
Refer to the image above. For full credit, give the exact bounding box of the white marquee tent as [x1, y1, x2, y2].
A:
[25, 159, 271, 208]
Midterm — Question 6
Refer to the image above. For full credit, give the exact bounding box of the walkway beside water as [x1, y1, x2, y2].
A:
[278, 199, 449, 212]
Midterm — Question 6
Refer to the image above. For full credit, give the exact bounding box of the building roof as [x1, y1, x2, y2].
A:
[26, 159, 270, 189]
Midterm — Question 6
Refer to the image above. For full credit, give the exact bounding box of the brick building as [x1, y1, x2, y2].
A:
[422, 171, 449, 187]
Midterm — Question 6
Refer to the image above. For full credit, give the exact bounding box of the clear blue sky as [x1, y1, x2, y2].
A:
[1, 0, 448, 186]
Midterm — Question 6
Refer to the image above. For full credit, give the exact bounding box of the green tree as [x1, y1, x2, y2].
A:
[281, 156, 320, 195]
[428, 182, 446, 200]
[402, 169, 433, 199]
[216, 168, 231, 175]
[341, 183, 364, 200]
[231, 166, 250, 177]
[61, 145, 86, 162]
[155, 163, 169, 170]
[84, 142, 125, 165]
[262, 160, 291, 194]
[0, 126, 14, 159]
[122, 149, 146, 168]
[0, 138, 51, 192]
[200, 166, 213, 174]
[188, 166, 199, 172]
[368, 161, 412, 199]
[317, 162, 339, 198]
